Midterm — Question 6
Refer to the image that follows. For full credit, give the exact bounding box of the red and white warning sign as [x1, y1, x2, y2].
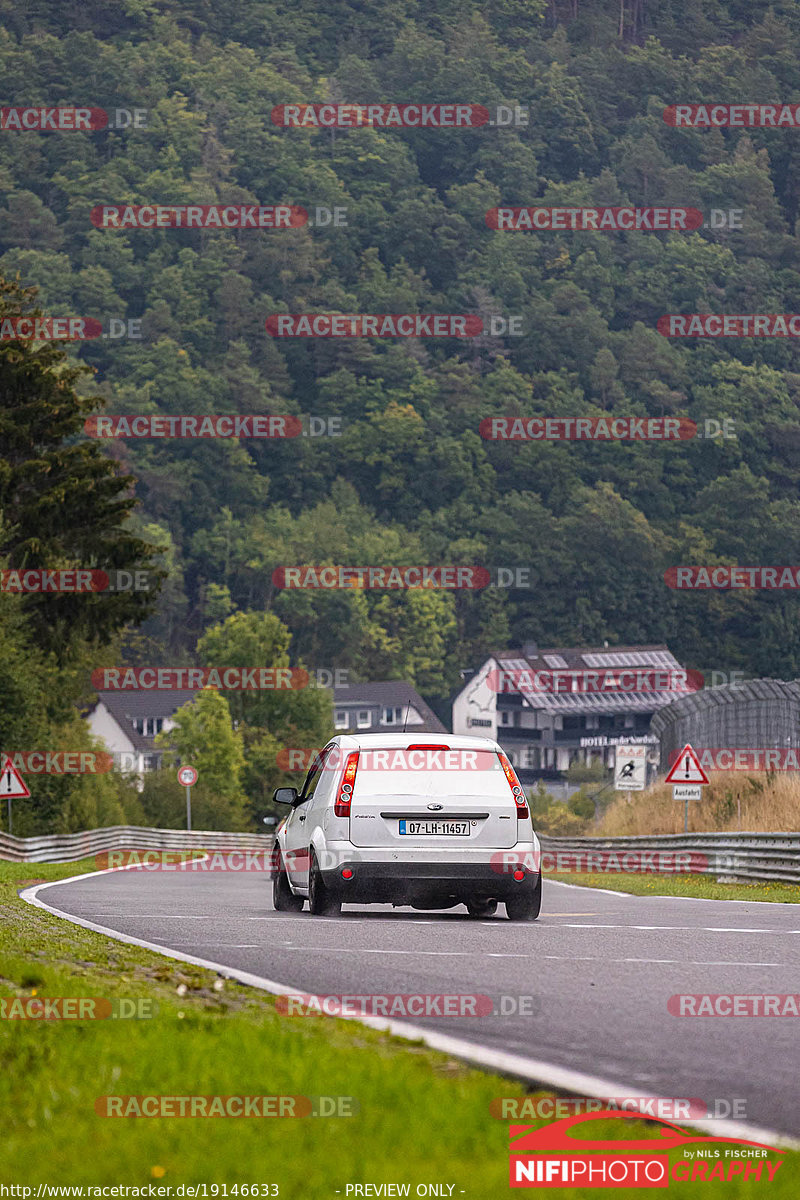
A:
[664, 743, 710, 785]
[0, 756, 31, 798]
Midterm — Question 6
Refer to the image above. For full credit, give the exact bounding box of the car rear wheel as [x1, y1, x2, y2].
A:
[308, 851, 342, 916]
[466, 898, 498, 918]
[272, 848, 304, 912]
[505, 874, 542, 922]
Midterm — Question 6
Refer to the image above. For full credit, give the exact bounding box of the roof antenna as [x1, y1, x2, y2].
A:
[401, 703, 411, 734]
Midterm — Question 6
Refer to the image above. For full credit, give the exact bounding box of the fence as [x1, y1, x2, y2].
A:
[539, 832, 800, 884]
[0, 825, 270, 864]
[1, 824, 798, 883]
[651, 678, 800, 773]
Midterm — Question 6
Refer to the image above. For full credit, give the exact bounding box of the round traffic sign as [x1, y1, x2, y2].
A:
[177, 765, 198, 787]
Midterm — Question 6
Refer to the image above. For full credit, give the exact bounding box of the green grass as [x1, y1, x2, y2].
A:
[0, 859, 798, 1197]
[545, 870, 800, 902]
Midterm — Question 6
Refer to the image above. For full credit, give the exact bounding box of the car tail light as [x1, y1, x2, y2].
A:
[498, 752, 529, 818]
[341, 868, 353, 879]
[334, 751, 359, 817]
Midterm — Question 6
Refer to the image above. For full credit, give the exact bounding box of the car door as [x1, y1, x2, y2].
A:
[283, 746, 332, 888]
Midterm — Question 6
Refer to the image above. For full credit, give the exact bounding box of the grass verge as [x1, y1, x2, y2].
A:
[546, 870, 800, 902]
[0, 859, 797, 1196]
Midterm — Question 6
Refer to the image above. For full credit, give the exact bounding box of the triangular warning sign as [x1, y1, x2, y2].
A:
[0, 756, 31, 798]
[664, 743, 710, 785]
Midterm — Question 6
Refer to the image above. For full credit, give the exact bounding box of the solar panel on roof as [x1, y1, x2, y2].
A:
[543, 654, 568, 668]
[582, 650, 676, 668]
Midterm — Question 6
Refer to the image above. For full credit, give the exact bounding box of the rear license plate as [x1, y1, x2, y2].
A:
[398, 820, 470, 836]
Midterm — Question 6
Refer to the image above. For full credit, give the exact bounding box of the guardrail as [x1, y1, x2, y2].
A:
[1, 826, 798, 883]
[0, 825, 271, 864]
[538, 832, 800, 884]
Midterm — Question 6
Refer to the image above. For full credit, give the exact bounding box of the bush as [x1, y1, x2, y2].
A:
[568, 790, 596, 821]
[533, 803, 589, 836]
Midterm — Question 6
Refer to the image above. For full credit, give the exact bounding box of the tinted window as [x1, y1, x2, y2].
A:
[301, 745, 333, 803]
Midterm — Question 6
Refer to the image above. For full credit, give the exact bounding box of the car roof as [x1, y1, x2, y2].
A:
[329, 732, 501, 751]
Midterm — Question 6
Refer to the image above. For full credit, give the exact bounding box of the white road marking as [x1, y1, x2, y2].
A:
[159, 942, 260, 948]
[282, 946, 474, 956]
[271, 946, 785, 966]
[542, 955, 783, 967]
[558, 923, 797, 933]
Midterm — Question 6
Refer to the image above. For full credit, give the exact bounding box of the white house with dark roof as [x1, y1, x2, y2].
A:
[87, 690, 197, 779]
[452, 642, 689, 783]
[332, 681, 447, 735]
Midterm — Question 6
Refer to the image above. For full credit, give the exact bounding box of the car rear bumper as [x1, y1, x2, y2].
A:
[319, 858, 540, 903]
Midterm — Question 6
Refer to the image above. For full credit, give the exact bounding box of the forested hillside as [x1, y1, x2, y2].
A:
[3, 0, 800, 748]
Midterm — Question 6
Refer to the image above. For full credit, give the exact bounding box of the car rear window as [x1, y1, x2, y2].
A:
[352, 748, 513, 797]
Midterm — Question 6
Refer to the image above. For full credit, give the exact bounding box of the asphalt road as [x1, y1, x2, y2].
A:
[32, 868, 800, 1139]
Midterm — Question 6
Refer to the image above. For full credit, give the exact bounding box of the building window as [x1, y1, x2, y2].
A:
[156, 718, 163, 733]
[382, 706, 404, 724]
[357, 710, 371, 728]
[500, 711, 510, 726]
[334, 710, 348, 729]
[146, 718, 155, 736]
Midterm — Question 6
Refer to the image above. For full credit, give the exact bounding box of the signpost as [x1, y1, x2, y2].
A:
[614, 744, 647, 791]
[177, 765, 198, 831]
[664, 743, 709, 832]
[0, 756, 31, 834]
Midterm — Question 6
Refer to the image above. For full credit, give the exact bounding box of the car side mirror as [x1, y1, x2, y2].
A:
[273, 786, 299, 806]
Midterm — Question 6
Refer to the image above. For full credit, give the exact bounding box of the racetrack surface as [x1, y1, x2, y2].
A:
[29, 868, 800, 1139]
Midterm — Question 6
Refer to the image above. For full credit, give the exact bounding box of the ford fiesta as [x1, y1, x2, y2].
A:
[269, 733, 541, 920]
